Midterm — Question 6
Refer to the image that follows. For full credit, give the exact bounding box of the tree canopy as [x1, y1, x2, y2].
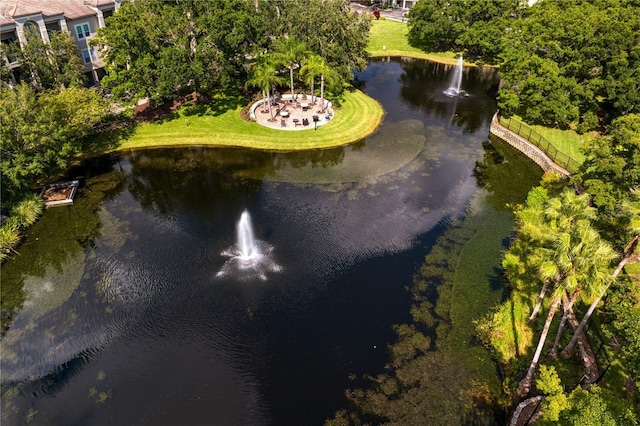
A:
[92, 0, 265, 103]
[407, 0, 640, 131]
[260, 0, 370, 80]
[92, 0, 370, 104]
[498, 0, 640, 131]
[408, 0, 523, 65]
[572, 114, 640, 246]
[1, 30, 86, 91]
[0, 84, 108, 200]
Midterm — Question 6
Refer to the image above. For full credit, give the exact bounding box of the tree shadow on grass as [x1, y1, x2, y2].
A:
[84, 121, 138, 157]
[182, 86, 248, 118]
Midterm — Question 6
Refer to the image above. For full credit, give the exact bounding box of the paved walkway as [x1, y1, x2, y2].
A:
[349, 3, 409, 22]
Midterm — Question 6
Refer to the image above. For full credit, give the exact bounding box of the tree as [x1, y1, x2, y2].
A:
[93, 0, 265, 103]
[560, 387, 619, 426]
[497, 0, 640, 130]
[497, 55, 582, 128]
[407, 0, 523, 64]
[601, 277, 640, 399]
[0, 83, 108, 201]
[8, 30, 86, 91]
[548, 221, 616, 359]
[318, 61, 339, 113]
[299, 54, 324, 104]
[536, 365, 569, 421]
[535, 367, 636, 424]
[513, 189, 615, 397]
[245, 56, 285, 121]
[572, 114, 640, 246]
[561, 188, 640, 359]
[501, 187, 551, 322]
[272, 37, 309, 100]
[517, 291, 561, 397]
[258, 0, 370, 86]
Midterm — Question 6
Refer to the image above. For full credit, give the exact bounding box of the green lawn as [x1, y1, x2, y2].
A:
[520, 119, 593, 165]
[502, 115, 592, 166]
[368, 19, 465, 65]
[96, 88, 384, 153]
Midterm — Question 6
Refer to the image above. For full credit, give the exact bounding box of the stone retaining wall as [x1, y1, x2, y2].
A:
[490, 112, 571, 178]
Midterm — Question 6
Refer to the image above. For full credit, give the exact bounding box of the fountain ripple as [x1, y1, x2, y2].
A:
[216, 210, 281, 281]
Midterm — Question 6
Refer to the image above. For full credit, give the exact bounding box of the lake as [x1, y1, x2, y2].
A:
[1, 58, 542, 425]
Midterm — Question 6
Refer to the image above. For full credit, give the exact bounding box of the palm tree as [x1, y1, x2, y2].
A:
[273, 37, 309, 101]
[547, 223, 616, 359]
[516, 189, 612, 396]
[529, 280, 549, 323]
[520, 190, 595, 323]
[300, 54, 325, 105]
[245, 56, 284, 121]
[318, 63, 339, 113]
[561, 189, 640, 359]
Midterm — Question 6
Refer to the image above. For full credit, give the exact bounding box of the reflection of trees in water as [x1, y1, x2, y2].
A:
[273, 146, 346, 171]
[122, 147, 347, 217]
[473, 135, 543, 211]
[0, 163, 125, 333]
[396, 58, 500, 134]
[123, 148, 264, 218]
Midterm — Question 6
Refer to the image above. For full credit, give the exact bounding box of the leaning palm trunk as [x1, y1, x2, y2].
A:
[529, 280, 549, 323]
[550, 290, 580, 359]
[560, 240, 637, 358]
[517, 297, 561, 398]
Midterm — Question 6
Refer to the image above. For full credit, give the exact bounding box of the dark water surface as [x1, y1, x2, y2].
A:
[1, 58, 541, 425]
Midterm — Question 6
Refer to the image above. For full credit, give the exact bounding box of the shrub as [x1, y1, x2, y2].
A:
[0, 194, 44, 261]
[0, 217, 21, 261]
[11, 194, 43, 227]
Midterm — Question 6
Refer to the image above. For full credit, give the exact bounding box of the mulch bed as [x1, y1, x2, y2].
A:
[133, 92, 213, 123]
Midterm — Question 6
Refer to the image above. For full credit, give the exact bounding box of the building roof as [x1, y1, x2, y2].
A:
[0, 0, 116, 26]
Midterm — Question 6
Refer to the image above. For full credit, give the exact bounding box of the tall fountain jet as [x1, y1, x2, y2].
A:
[217, 210, 281, 280]
[444, 56, 468, 97]
[237, 210, 257, 262]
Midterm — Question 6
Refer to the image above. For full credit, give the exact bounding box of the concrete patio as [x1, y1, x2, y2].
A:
[250, 94, 334, 131]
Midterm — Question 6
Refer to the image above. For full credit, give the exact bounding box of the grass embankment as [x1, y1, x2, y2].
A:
[367, 19, 461, 65]
[98, 88, 383, 152]
[508, 115, 592, 165]
[97, 18, 470, 154]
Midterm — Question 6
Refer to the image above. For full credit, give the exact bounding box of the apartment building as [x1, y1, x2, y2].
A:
[0, 0, 122, 86]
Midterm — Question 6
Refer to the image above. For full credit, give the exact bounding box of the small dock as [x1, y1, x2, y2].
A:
[40, 180, 79, 207]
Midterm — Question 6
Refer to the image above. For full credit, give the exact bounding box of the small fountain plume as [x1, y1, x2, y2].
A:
[237, 211, 257, 261]
[444, 56, 468, 97]
[216, 210, 281, 281]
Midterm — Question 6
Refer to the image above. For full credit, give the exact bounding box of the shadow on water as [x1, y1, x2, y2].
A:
[474, 135, 544, 212]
